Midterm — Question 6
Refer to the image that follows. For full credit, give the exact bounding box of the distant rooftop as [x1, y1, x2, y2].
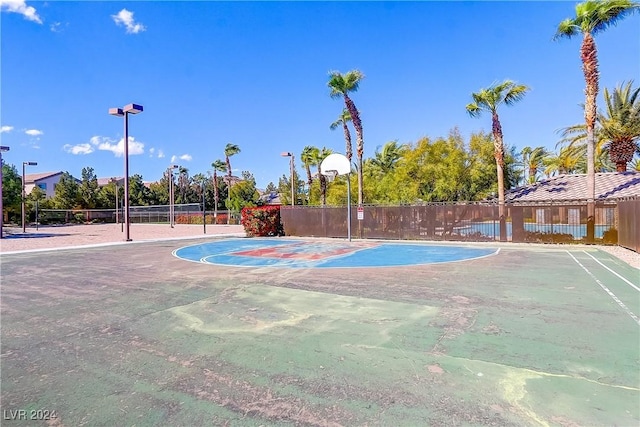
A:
[24, 171, 63, 183]
[97, 177, 124, 187]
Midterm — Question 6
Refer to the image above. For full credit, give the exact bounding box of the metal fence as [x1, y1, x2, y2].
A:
[38, 204, 204, 225]
[281, 200, 621, 245]
[618, 198, 639, 252]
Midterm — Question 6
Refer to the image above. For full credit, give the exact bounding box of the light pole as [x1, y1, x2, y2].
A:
[0, 146, 9, 238]
[109, 103, 143, 241]
[167, 165, 180, 228]
[281, 152, 294, 206]
[167, 164, 179, 227]
[22, 161, 37, 233]
[201, 180, 207, 234]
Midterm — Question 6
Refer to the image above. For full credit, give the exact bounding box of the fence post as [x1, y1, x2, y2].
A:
[511, 205, 525, 243]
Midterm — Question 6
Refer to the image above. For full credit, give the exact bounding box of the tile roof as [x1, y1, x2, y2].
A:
[506, 172, 640, 203]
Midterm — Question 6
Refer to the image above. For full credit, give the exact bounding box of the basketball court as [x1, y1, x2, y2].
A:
[1, 236, 638, 426]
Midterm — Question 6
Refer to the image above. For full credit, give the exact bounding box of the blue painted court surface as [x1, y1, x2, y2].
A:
[173, 238, 498, 268]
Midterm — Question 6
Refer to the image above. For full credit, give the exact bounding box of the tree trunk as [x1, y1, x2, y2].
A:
[305, 165, 312, 187]
[213, 172, 219, 221]
[582, 32, 599, 243]
[492, 112, 507, 242]
[342, 121, 353, 164]
[343, 94, 364, 206]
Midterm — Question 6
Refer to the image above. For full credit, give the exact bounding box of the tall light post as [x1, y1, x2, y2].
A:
[0, 146, 9, 238]
[22, 161, 37, 233]
[201, 180, 207, 234]
[167, 164, 179, 228]
[281, 152, 295, 206]
[109, 103, 143, 241]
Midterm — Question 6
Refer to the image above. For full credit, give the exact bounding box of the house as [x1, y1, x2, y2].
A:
[24, 171, 65, 198]
[258, 190, 281, 205]
[505, 171, 640, 203]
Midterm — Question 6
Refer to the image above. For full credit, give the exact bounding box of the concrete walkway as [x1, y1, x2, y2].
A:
[0, 223, 245, 253]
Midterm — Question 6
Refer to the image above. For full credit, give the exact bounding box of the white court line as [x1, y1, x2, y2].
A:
[582, 251, 640, 292]
[566, 251, 640, 326]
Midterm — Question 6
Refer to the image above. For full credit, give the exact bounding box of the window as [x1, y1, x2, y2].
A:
[37, 183, 47, 190]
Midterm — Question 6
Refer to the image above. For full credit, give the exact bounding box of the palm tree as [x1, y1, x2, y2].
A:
[466, 80, 529, 241]
[544, 146, 582, 176]
[599, 81, 640, 171]
[300, 146, 319, 189]
[211, 159, 227, 220]
[521, 146, 549, 184]
[192, 172, 208, 213]
[370, 141, 405, 174]
[313, 147, 333, 206]
[224, 143, 241, 182]
[557, 123, 617, 172]
[330, 109, 353, 163]
[328, 70, 365, 205]
[556, 82, 640, 172]
[177, 166, 190, 204]
[224, 143, 241, 224]
[555, 0, 639, 239]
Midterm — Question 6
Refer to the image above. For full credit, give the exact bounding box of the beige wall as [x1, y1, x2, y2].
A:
[25, 175, 61, 198]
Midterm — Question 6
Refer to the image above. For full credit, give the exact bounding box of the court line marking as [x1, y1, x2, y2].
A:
[566, 251, 639, 326]
[582, 251, 639, 292]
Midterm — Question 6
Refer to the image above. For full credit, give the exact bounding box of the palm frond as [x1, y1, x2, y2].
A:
[554, 18, 580, 40]
[465, 103, 481, 118]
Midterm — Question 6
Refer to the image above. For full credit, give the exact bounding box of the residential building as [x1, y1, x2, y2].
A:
[24, 172, 65, 198]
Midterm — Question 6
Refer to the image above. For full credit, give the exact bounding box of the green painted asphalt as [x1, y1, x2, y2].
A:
[0, 239, 638, 426]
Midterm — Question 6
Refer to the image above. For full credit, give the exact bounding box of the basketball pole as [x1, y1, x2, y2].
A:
[346, 172, 351, 242]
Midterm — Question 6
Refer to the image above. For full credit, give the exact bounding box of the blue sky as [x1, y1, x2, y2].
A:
[1, 1, 639, 189]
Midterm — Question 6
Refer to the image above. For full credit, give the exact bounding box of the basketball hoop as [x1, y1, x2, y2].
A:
[320, 153, 352, 242]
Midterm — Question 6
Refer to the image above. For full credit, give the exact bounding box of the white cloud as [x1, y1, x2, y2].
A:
[157, 149, 165, 159]
[25, 129, 43, 136]
[170, 154, 192, 163]
[0, 0, 42, 24]
[0, 125, 14, 133]
[93, 135, 145, 157]
[111, 9, 145, 34]
[50, 21, 66, 33]
[63, 143, 94, 155]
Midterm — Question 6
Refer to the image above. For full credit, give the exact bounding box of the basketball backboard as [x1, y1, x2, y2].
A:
[320, 153, 351, 176]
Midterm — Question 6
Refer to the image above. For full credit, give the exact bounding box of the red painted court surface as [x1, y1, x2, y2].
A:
[1, 237, 638, 426]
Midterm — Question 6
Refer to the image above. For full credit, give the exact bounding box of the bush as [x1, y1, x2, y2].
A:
[241, 205, 284, 237]
[175, 213, 233, 225]
[524, 231, 575, 244]
[602, 228, 618, 244]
